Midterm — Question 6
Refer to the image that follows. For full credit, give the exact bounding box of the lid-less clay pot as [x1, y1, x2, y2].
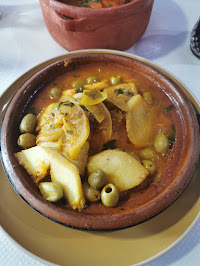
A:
[1, 51, 200, 231]
[39, 0, 154, 51]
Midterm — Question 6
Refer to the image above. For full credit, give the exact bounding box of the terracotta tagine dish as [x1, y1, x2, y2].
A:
[1, 51, 200, 231]
[39, 0, 154, 51]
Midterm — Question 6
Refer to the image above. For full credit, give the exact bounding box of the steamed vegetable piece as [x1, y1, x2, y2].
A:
[87, 150, 149, 191]
[15, 146, 85, 211]
[126, 94, 154, 148]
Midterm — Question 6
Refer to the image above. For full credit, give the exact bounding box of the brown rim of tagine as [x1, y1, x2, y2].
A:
[1, 52, 200, 231]
[39, 0, 154, 51]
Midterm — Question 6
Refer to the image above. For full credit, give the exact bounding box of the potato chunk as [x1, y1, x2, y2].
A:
[87, 150, 149, 191]
[126, 95, 154, 148]
[15, 146, 85, 211]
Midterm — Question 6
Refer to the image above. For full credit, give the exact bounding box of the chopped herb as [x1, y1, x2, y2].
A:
[82, 0, 89, 6]
[76, 87, 84, 93]
[56, 101, 74, 111]
[114, 88, 133, 96]
[63, 101, 74, 107]
[29, 107, 37, 116]
[120, 208, 124, 211]
[85, 91, 102, 100]
[65, 16, 73, 20]
[80, 105, 87, 111]
[168, 125, 176, 149]
[165, 105, 174, 112]
[67, 130, 74, 135]
[73, 74, 80, 78]
[82, 0, 100, 6]
[102, 139, 116, 150]
[123, 0, 130, 4]
[56, 102, 63, 111]
[71, 62, 77, 71]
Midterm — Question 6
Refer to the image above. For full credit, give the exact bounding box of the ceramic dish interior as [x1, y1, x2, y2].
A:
[1, 51, 200, 231]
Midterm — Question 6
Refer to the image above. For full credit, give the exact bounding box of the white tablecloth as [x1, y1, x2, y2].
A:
[0, 0, 199, 265]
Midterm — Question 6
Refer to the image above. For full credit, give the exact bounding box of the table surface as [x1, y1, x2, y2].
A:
[0, 0, 200, 265]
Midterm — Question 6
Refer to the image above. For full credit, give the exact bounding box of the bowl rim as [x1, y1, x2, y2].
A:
[1, 49, 200, 231]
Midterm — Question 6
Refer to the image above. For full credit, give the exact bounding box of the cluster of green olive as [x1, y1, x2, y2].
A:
[17, 113, 37, 149]
[49, 75, 122, 98]
[83, 169, 119, 208]
[140, 133, 169, 174]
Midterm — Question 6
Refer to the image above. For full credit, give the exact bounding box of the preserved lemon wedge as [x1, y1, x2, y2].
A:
[36, 102, 90, 161]
[85, 104, 105, 123]
[89, 103, 112, 152]
[104, 83, 137, 111]
[84, 80, 108, 90]
[61, 104, 90, 159]
[80, 90, 107, 106]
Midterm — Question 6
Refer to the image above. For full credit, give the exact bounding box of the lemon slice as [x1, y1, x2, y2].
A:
[36, 102, 90, 161]
[60, 103, 90, 160]
[89, 102, 112, 152]
[85, 104, 105, 123]
[84, 80, 108, 90]
[104, 83, 137, 111]
[80, 90, 107, 106]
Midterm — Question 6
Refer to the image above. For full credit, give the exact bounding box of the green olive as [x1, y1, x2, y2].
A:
[140, 148, 156, 160]
[71, 79, 85, 90]
[110, 76, 121, 85]
[17, 133, 36, 149]
[82, 182, 101, 202]
[49, 87, 62, 100]
[19, 113, 37, 133]
[39, 182, 63, 202]
[154, 133, 169, 154]
[142, 160, 156, 174]
[88, 169, 106, 190]
[101, 183, 119, 207]
[143, 92, 153, 104]
[87, 76, 98, 84]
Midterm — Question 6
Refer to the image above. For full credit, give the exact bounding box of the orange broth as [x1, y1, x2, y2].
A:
[31, 63, 174, 184]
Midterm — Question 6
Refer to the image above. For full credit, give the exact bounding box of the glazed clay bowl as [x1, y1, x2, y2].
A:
[1, 51, 200, 231]
[39, 0, 154, 51]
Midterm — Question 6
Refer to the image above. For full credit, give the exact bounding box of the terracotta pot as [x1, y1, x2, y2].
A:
[1, 51, 200, 231]
[39, 0, 154, 51]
